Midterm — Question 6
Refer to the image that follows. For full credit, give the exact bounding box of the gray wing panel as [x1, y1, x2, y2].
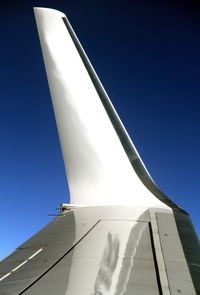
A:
[0, 211, 97, 295]
[22, 220, 160, 295]
[173, 211, 200, 294]
[0, 206, 198, 295]
[156, 212, 198, 294]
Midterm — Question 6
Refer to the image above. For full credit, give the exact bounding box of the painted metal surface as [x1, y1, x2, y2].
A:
[34, 8, 168, 209]
[0, 7, 199, 295]
[0, 206, 197, 295]
[0, 210, 96, 294]
[174, 212, 200, 294]
[34, 9, 200, 292]
[23, 220, 160, 295]
[156, 212, 196, 295]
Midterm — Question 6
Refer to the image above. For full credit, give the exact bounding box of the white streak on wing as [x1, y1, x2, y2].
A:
[0, 272, 11, 281]
[27, 248, 43, 260]
[11, 260, 28, 272]
[0, 248, 43, 282]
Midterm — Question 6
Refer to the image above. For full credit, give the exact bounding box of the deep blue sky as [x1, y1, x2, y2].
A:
[0, 1, 200, 260]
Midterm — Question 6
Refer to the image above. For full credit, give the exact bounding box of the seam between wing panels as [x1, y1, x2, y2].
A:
[61, 16, 186, 215]
[149, 222, 164, 295]
[18, 220, 101, 295]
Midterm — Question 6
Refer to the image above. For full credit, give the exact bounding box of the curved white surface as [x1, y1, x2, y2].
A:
[34, 8, 169, 209]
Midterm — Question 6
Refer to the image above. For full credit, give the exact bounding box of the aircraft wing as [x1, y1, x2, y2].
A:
[0, 8, 199, 295]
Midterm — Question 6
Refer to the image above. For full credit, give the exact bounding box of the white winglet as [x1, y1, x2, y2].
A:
[34, 8, 169, 209]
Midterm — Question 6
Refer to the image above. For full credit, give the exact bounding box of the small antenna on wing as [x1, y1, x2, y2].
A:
[48, 203, 84, 216]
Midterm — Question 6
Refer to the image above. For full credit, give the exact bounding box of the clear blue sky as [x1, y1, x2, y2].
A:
[0, 1, 199, 260]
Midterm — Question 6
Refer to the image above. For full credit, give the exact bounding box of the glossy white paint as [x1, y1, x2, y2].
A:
[34, 8, 169, 209]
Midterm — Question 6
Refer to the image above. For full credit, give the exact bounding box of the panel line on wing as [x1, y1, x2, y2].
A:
[18, 221, 100, 294]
